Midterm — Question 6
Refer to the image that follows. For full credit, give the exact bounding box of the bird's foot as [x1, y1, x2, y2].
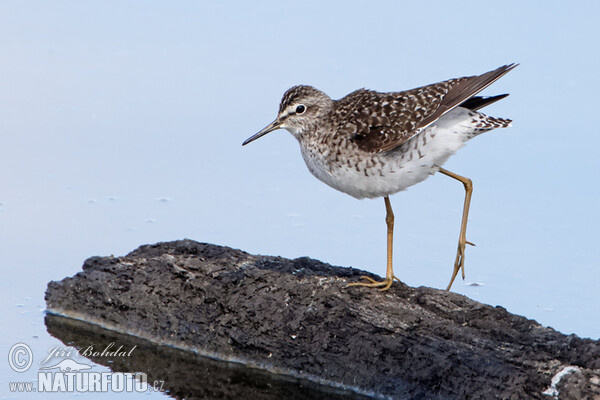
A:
[446, 238, 475, 290]
[347, 275, 400, 291]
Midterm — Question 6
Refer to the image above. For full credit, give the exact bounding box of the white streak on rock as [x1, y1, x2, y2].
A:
[542, 366, 581, 398]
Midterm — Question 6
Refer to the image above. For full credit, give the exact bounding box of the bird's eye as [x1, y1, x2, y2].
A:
[295, 105, 306, 114]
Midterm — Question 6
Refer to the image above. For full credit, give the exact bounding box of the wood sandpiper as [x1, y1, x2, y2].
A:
[243, 64, 517, 291]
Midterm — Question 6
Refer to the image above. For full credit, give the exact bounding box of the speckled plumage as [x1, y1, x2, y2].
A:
[247, 64, 515, 199]
[243, 64, 516, 290]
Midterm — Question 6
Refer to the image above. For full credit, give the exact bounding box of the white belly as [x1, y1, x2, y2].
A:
[299, 108, 479, 199]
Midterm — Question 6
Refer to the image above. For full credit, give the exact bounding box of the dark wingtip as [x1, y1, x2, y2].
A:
[459, 93, 510, 111]
[503, 63, 519, 74]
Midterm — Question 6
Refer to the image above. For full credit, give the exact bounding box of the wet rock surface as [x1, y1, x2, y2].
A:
[45, 239, 600, 399]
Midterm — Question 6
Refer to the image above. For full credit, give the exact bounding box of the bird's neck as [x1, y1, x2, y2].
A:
[294, 121, 334, 148]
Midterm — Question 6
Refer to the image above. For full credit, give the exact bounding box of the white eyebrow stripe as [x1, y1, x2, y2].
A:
[281, 105, 297, 118]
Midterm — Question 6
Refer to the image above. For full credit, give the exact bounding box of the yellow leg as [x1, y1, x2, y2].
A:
[438, 167, 475, 291]
[347, 196, 399, 291]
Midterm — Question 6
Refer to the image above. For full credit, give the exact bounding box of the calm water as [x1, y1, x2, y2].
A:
[2, 2, 599, 399]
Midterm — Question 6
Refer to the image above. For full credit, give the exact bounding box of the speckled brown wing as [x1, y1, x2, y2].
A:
[334, 64, 517, 153]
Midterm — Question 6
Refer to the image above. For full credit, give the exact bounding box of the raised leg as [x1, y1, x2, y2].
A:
[438, 167, 475, 291]
[347, 196, 399, 291]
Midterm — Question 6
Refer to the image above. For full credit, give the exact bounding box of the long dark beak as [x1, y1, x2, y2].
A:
[242, 120, 281, 146]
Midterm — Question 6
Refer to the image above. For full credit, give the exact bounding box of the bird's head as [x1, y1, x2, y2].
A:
[243, 85, 333, 146]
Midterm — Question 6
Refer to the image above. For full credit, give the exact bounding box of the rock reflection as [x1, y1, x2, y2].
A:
[45, 314, 371, 400]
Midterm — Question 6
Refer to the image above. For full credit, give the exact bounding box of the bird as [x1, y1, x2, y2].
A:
[242, 64, 517, 291]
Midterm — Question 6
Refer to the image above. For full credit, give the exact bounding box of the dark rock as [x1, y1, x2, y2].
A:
[45, 239, 600, 399]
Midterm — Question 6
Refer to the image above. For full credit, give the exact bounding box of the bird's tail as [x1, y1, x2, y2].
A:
[470, 112, 512, 137]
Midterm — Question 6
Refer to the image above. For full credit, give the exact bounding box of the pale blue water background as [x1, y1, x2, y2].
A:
[1, 2, 599, 398]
